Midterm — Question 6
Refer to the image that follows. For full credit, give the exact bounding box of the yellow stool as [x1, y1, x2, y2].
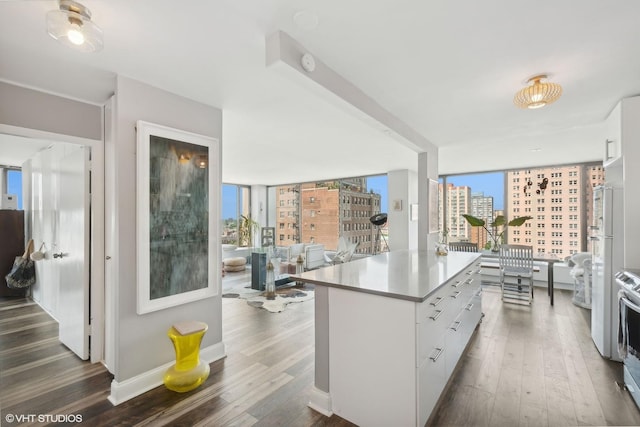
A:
[163, 321, 210, 392]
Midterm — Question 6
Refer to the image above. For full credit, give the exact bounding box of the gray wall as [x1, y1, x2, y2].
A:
[0, 82, 101, 140]
[112, 75, 223, 382]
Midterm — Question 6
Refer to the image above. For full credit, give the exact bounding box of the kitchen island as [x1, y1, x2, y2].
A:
[292, 249, 482, 427]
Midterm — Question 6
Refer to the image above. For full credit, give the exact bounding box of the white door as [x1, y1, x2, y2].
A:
[57, 145, 91, 360]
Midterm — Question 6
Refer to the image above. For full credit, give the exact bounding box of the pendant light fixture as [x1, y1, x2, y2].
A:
[46, 0, 103, 53]
[513, 74, 562, 109]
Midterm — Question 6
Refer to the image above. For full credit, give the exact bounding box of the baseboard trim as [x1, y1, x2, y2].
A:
[308, 386, 333, 417]
[108, 341, 226, 406]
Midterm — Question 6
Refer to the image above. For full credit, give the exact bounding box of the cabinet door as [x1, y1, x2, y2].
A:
[444, 313, 465, 377]
[604, 101, 621, 167]
[460, 291, 483, 343]
[418, 335, 447, 427]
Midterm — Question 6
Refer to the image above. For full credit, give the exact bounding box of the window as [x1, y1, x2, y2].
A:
[439, 163, 603, 255]
[270, 174, 387, 252]
[4, 169, 23, 209]
[221, 184, 251, 245]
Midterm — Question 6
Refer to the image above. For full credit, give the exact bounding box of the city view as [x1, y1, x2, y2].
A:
[221, 175, 388, 253]
[440, 164, 604, 256]
[220, 163, 603, 258]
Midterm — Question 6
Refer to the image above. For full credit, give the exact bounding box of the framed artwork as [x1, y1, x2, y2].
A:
[392, 199, 403, 211]
[136, 121, 220, 314]
[428, 179, 439, 233]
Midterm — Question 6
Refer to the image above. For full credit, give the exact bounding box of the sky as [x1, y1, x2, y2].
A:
[6, 170, 23, 209]
[445, 172, 504, 210]
[221, 173, 504, 221]
[222, 184, 238, 220]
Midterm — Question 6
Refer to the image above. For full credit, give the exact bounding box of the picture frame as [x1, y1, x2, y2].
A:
[136, 121, 220, 314]
[428, 179, 439, 233]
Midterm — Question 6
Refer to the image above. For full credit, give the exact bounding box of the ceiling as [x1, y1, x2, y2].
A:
[1, 1, 639, 184]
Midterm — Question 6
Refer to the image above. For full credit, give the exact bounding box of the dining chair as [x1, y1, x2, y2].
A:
[499, 244, 534, 305]
[448, 242, 478, 252]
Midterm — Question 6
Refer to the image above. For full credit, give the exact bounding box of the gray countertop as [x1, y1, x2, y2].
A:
[291, 249, 481, 302]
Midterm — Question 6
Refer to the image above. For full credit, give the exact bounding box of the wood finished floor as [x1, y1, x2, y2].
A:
[1, 271, 639, 426]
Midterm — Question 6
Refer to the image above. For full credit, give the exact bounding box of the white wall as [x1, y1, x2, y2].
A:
[388, 170, 419, 251]
[0, 82, 102, 141]
[109, 76, 224, 388]
[251, 184, 268, 247]
[418, 151, 440, 251]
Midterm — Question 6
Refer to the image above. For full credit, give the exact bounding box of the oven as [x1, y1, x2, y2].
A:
[616, 269, 640, 409]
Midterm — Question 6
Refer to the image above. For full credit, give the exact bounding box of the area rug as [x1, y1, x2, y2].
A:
[222, 285, 314, 313]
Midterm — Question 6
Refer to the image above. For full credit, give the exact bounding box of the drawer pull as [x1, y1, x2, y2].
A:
[450, 320, 462, 331]
[429, 309, 443, 321]
[430, 296, 444, 307]
[465, 303, 474, 311]
[429, 347, 444, 362]
[466, 278, 474, 285]
[450, 291, 461, 299]
[451, 280, 462, 288]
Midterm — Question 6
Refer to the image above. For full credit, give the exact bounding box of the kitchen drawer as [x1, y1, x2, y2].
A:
[416, 284, 453, 323]
[418, 334, 447, 427]
[444, 312, 466, 377]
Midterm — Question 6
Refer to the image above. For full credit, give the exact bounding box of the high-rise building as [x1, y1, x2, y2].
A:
[467, 192, 494, 248]
[275, 178, 382, 253]
[440, 183, 472, 242]
[275, 185, 300, 246]
[505, 165, 604, 256]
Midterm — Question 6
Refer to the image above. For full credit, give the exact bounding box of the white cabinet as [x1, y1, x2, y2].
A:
[415, 259, 482, 426]
[604, 101, 621, 167]
[418, 336, 447, 424]
[319, 252, 483, 427]
[604, 96, 640, 269]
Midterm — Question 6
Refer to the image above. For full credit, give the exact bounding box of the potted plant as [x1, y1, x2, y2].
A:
[238, 215, 260, 247]
[436, 227, 449, 256]
[461, 214, 532, 252]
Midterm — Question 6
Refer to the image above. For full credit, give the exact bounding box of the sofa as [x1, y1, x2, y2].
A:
[277, 243, 326, 272]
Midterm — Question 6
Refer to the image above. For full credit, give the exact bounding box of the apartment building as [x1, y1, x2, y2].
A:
[506, 165, 605, 256]
[275, 178, 382, 253]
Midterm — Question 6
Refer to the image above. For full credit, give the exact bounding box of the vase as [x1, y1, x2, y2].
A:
[163, 322, 210, 392]
[436, 243, 448, 256]
[491, 242, 500, 253]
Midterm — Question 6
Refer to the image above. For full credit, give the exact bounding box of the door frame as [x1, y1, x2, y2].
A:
[0, 123, 105, 364]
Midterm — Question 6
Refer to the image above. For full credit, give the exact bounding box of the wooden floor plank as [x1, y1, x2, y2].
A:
[2, 275, 640, 426]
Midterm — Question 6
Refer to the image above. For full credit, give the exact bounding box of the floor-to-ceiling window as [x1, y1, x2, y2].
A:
[221, 184, 250, 245]
[269, 174, 387, 253]
[439, 163, 603, 257]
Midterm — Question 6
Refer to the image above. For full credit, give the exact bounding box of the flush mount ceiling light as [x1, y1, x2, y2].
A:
[46, 0, 103, 53]
[513, 74, 562, 109]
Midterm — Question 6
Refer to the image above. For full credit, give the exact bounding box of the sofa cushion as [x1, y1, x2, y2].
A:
[289, 243, 305, 257]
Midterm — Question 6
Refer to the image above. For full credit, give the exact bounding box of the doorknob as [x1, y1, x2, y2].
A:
[53, 252, 65, 259]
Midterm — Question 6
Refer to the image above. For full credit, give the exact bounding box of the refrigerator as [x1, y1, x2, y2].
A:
[591, 184, 624, 361]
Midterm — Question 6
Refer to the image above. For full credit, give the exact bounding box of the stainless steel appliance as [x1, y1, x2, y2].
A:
[615, 269, 640, 409]
[591, 185, 624, 361]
